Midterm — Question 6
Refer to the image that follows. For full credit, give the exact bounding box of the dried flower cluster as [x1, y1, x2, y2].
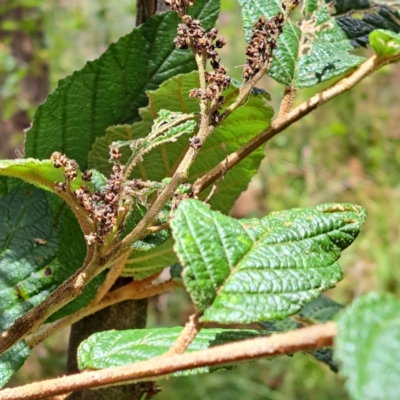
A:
[165, 0, 193, 16]
[51, 150, 125, 245]
[243, 13, 285, 81]
[173, 17, 230, 124]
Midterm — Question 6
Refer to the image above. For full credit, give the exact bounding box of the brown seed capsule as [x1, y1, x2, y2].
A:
[189, 136, 202, 150]
[84, 233, 98, 246]
[82, 170, 92, 182]
[50, 151, 64, 168]
[110, 147, 122, 161]
[54, 182, 67, 192]
[215, 38, 227, 48]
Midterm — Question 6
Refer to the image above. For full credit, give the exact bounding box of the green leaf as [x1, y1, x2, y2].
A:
[261, 296, 343, 372]
[0, 341, 30, 388]
[78, 327, 264, 375]
[121, 200, 171, 252]
[297, 294, 343, 324]
[90, 169, 108, 192]
[171, 200, 366, 324]
[369, 29, 400, 58]
[0, 185, 105, 331]
[238, 0, 364, 87]
[122, 237, 178, 279]
[0, 188, 60, 330]
[332, 0, 400, 48]
[335, 292, 400, 400]
[261, 295, 343, 331]
[0, 158, 87, 194]
[25, 0, 220, 169]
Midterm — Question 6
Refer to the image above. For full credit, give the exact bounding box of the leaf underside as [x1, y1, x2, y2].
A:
[335, 292, 400, 400]
[171, 200, 366, 324]
[78, 327, 265, 376]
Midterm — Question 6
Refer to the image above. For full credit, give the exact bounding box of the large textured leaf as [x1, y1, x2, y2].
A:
[90, 72, 273, 278]
[0, 159, 87, 194]
[0, 185, 105, 331]
[78, 327, 264, 376]
[335, 292, 400, 400]
[332, 0, 400, 47]
[369, 29, 400, 58]
[25, 0, 219, 170]
[238, 0, 364, 87]
[171, 200, 366, 324]
[0, 341, 30, 388]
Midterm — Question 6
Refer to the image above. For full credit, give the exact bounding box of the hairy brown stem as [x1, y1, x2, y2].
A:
[278, 86, 297, 118]
[166, 313, 202, 355]
[90, 253, 132, 306]
[0, 322, 337, 400]
[193, 54, 396, 195]
[26, 279, 180, 349]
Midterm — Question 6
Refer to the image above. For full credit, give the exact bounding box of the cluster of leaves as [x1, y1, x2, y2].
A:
[0, 0, 400, 398]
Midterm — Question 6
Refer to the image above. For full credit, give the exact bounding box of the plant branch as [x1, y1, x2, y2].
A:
[26, 279, 180, 349]
[166, 313, 202, 355]
[0, 322, 337, 400]
[193, 54, 398, 196]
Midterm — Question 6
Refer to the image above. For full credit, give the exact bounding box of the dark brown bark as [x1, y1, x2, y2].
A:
[136, 0, 169, 26]
[67, 279, 155, 400]
[0, 4, 48, 158]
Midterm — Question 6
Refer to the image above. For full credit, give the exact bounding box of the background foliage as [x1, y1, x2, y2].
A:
[1, 0, 400, 399]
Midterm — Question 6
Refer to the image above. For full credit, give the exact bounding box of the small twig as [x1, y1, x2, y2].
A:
[278, 86, 297, 118]
[166, 313, 202, 355]
[1, 322, 337, 400]
[146, 223, 170, 234]
[203, 184, 218, 203]
[26, 279, 180, 349]
[193, 54, 397, 196]
[90, 253, 132, 306]
[45, 395, 71, 400]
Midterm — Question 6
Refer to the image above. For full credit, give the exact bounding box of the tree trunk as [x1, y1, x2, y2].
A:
[136, 0, 169, 26]
[67, 3, 169, 399]
[67, 279, 155, 400]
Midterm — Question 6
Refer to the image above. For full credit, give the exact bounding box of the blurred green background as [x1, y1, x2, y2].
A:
[1, 0, 400, 398]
